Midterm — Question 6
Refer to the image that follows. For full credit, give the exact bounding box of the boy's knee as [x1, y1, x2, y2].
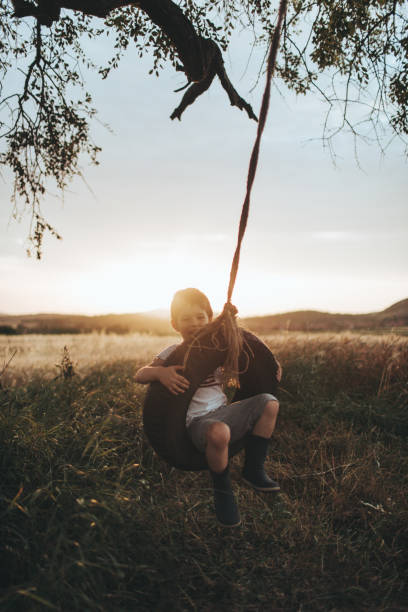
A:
[205, 422, 230, 449]
[263, 398, 279, 419]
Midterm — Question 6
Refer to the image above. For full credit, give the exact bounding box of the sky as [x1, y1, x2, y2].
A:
[1, 20, 407, 318]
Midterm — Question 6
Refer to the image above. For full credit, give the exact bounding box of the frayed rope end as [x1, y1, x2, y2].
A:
[219, 302, 243, 387]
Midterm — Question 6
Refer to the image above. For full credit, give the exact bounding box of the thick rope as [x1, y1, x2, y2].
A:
[227, 0, 288, 304]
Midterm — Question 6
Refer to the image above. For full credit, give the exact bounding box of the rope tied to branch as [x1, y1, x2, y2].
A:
[186, 0, 288, 385]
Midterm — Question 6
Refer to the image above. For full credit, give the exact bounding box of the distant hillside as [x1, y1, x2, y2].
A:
[0, 313, 174, 336]
[1, 299, 407, 335]
[241, 298, 408, 333]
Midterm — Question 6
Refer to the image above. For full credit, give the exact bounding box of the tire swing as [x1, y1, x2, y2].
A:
[143, 0, 287, 472]
[143, 326, 281, 470]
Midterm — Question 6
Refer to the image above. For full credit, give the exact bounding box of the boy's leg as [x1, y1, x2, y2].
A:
[204, 422, 240, 527]
[252, 398, 279, 438]
[205, 422, 230, 473]
[243, 399, 280, 491]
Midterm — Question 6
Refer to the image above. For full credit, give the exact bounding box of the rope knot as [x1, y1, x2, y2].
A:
[222, 302, 238, 317]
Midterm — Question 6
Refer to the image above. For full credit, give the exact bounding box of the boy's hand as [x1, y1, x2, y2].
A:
[158, 365, 190, 395]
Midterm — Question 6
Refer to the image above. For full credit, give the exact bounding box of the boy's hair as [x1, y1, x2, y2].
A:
[171, 288, 213, 322]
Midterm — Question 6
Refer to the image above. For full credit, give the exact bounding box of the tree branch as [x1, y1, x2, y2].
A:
[12, 0, 61, 26]
[12, 0, 257, 121]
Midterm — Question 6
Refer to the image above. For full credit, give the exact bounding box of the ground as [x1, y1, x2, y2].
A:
[0, 332, 407, 610]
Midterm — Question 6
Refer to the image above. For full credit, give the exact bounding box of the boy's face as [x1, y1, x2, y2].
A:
[172, 303, 210, 341]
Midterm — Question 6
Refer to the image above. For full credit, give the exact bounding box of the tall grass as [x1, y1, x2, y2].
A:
[0, 332, 407, 611]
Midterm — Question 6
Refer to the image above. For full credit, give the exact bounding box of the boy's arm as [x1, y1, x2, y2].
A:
[134, 357, 166, 384]
[135, 358, 190, 395]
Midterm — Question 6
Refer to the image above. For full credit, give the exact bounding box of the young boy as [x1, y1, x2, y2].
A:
[135, 288, 281, 527]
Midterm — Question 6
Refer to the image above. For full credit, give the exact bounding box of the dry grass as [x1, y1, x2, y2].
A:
[0, 331, 407, 611]
[0, 333, 176, 381]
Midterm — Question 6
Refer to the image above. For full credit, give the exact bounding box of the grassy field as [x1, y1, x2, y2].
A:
[0, 332, 407, 611]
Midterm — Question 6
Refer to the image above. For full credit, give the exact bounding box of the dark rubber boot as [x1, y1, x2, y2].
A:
[210, 466, 241, 527]
[242, 434, 280, 491]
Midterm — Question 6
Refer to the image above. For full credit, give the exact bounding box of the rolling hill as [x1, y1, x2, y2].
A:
[241, 298, 408, 333]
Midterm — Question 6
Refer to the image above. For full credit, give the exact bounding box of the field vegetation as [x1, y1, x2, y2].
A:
[1, 332, 407, 611]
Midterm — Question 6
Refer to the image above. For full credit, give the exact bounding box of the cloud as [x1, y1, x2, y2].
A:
[180, 233, 230, 243]
[311, 231, 366, 242]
